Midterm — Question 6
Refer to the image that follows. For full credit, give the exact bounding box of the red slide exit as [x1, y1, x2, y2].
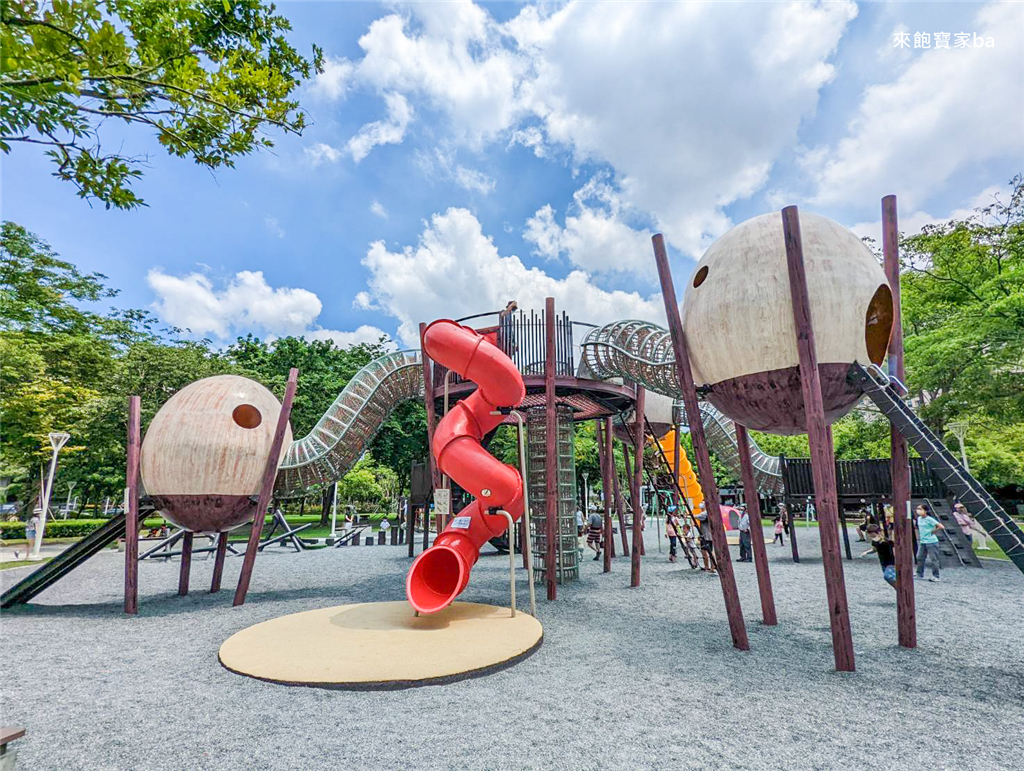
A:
[406, 320, 526, 614]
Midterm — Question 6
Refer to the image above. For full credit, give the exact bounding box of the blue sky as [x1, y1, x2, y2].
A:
[3, 1, 1021, 349]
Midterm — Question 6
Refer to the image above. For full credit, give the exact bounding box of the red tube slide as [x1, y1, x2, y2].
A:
[406, 320, 526, 614]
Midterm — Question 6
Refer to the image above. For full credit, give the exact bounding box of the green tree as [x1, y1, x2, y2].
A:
[1, 0, 322, 209]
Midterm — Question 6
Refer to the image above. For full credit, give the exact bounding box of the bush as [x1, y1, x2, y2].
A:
[0, 519, 112, 540]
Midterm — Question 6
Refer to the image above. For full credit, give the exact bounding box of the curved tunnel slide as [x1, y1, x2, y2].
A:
[580, 320, 784, 494]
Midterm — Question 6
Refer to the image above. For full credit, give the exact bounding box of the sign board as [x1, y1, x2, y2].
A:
[450, 516, 472, 530]
[433, 488, 451, 521]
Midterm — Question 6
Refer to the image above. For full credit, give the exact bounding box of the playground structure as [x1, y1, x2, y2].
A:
[5, 197, 1023, 680]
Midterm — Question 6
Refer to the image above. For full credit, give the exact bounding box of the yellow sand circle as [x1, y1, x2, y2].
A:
[219, 601, 543, 688]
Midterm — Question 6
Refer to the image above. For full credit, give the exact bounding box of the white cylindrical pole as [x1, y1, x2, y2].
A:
[331, 481, 338, 538]
[32, 433, 70, 560]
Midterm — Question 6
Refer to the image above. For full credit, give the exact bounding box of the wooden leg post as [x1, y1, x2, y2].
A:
[234, 367, 299, 607]
[544, 297, 558, 601]
[124, 395, 141, 615]
[736, 423, 777, 626]
[883, 194, 916, 649]
[631, 387, 646, 587]
[210, 533, 228, 593]
[612, 444, 629, 556]
[653, 233, 750, 652]
[781, 206, 855, 671]
[601, 418, 613, 573]
[178, 532, 193, 596]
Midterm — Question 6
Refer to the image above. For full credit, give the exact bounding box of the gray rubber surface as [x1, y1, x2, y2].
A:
[2, 527, 1021, 770]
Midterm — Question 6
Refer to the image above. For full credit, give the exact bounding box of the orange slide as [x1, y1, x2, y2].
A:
[658, 429, 704, 511]
[405, 320, 526, 614]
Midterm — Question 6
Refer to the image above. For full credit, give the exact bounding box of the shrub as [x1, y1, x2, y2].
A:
[0, 519, 112, 540]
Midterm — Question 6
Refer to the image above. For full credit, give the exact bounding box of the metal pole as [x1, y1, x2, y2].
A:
[496, 510, 517, 618]
[331, 481, 338, 539]
[511, 410, 537, 618]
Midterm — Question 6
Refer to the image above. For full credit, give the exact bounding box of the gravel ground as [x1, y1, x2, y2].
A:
[2, 527, 1022, 771]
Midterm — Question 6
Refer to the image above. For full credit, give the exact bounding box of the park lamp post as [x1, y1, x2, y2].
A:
[947, 421, 970, 473]
[31, 432, 70, 561]
[582, 471, 589, 512]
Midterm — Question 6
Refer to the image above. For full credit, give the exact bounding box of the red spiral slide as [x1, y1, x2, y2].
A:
[406, 320, 526, 614]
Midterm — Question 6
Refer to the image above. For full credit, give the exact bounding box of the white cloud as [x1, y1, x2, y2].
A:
[850, 184, 1012, 244]
[147, 270, 387, 348]
[311, 56, 355, 100]
[370, 200, 388, 218]
[347, 92, 413, 162]
[354, 6, 526, 145]
[304, 142, 342, 166]
[508, 126, 546, 157]
[524, 176, 655, 276]
[263, 216, 285, 239]
[803, 2, 1023, 210]
[453, 166, 496, 194]
[301, 325, 394, 349]
[326, 1, 857, 256]
[148, 270, 321, 339]
[360, 207, 663, 347]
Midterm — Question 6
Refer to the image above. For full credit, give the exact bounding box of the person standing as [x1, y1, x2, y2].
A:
[680, 522, 700, 569]
[773, 516, 785, 546]
[695, 503, 716, 574]
[952, 502, 984, 548]
[25, 512, 40, 554]
[915, 503, 945, 582]
[737, 505, 752, 562]
[778, 503, 790, 536]
[665, 509, 679, 563]
[586, 509, 603, 561]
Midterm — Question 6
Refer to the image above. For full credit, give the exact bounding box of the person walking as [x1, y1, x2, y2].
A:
[861, 524, 897, 589]
[665, 509, 680, 563]
[915, 502, 945, 582]
[586, 509, 603, 561]
[773, 516, 785, 546]
[778, 503, 790, 536]
[737, 505, 752, 562]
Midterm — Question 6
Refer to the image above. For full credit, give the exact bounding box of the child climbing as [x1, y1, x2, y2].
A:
[861, 524, 896, 589]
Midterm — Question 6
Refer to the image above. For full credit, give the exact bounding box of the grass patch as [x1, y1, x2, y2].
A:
[1, 558, 53, 571]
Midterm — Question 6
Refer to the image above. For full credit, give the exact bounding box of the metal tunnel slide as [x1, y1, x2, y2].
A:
[579, 320, 784, 494]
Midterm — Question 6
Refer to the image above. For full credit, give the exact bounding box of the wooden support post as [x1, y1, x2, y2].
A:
[631, 386, 646, 587]
[210, 533, 228, 593]
[124, 395, 141, 615]
[840, 505, 853, 560]
[735, 423, 777, 626]
[544, 297, 558, 600]
[178, 532, 193, 596]
[419, 321, 439, 557]
[671, 425, 682, 513]
[652, 233, 750, 652]
[517, 421, 529, 569]
[781, 206, 855, 672]
[612, 445, 629, 556]
[600, 418, 613, 573]
[883, 194, 916, 649]
[406, 498, 416, 558]
[233, 368, 299, 607]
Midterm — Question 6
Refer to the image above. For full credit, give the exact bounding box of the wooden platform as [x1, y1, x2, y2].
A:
[219, 601, 543, 690]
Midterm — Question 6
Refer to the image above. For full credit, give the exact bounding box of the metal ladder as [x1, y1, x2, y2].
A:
[851, 363, 1024, 574]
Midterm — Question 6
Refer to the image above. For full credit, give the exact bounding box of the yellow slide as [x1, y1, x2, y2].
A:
[658, 429, 704, 510]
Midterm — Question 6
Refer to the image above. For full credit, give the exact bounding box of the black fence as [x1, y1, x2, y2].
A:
[780, 457, 946, 500]
[431, 308, 576, 390]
